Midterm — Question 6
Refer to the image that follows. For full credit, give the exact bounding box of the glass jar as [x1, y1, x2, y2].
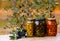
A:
[46, 18, 57, 36]
[34, 18, 46, 37]
[26, 18, 34, 37]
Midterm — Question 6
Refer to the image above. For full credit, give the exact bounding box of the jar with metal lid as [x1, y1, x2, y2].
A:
[34, 18, 46, 37]
[26, 18, 34, 37]
[46, 18, 57, 36]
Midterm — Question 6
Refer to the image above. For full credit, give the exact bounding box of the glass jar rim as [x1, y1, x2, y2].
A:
[46, 18, 56, 20]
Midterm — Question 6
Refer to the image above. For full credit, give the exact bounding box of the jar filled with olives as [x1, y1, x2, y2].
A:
[26, 18, 34, 37]
[34, 18, 46, 37]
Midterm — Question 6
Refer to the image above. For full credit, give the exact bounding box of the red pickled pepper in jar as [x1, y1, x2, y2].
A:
[46, 18, 57, 36]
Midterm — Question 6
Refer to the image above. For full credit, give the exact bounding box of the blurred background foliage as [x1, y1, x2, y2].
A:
[0, 0, 60, 34]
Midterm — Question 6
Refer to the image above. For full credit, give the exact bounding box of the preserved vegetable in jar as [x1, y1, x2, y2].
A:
[46, 18, 57, 36]
[26, 18, 34, 37]
[34, 18, 46, 37]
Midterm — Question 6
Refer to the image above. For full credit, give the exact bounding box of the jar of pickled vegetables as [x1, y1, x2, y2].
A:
[34, 18, 46, 37]
[46, 18, 57, 36]
[26, 18, 34, 37]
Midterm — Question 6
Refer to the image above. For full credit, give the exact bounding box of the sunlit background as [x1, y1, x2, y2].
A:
[0, 0, 60, 35]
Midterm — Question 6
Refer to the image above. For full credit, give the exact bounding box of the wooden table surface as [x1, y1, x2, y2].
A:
[0, 33, 60, 41]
